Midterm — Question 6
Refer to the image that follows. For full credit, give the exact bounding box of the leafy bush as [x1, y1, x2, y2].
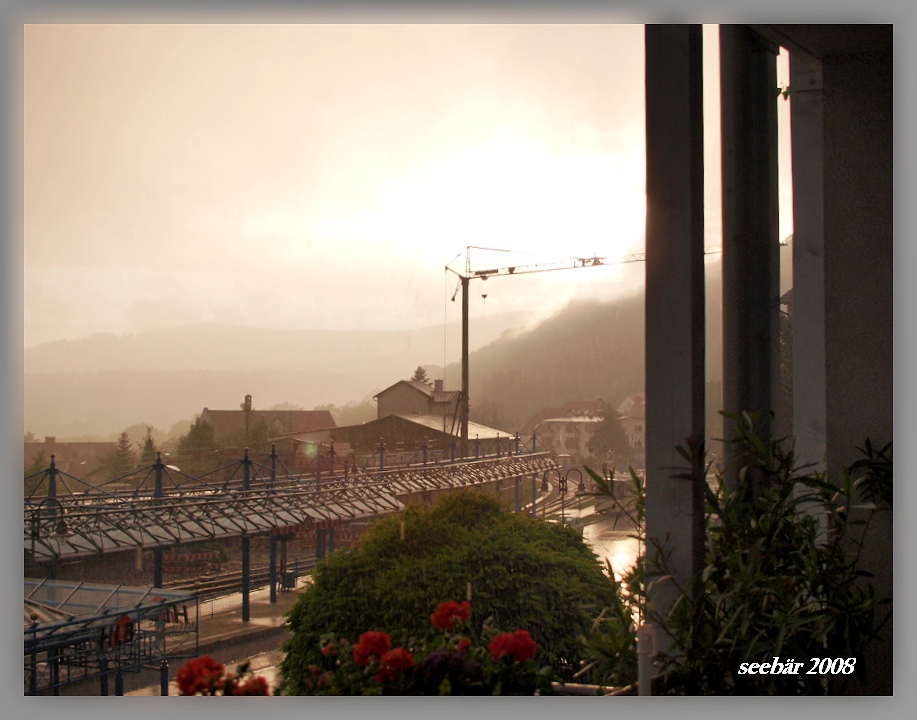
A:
[581, 413, 892, 695]
[280, 490, 616, 694]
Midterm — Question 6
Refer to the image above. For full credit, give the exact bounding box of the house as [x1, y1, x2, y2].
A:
[198, 396, 335, 447]
[532, 414, 603, 467]
[519, 398, 610, 438]
[24, 436, 119, 480]
[373, 379, 460, 420]
[616, 393, 646, 469]
[330, 414, 510, 465]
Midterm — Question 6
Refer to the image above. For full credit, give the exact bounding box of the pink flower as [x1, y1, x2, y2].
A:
[430, 600, 472, 630]
[488, 630, 537, 662]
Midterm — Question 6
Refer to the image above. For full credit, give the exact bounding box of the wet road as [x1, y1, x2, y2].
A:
[580, 506, 641, 581]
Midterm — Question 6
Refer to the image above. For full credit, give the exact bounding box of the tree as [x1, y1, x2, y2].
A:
[411, 366, 430, 384]
[138, 425, 158, 466]
[177, 417, 217, 454]
[587, 413, 631, 469]
[280, 490, 618, 694]
[25, 450, 47, 497]
[269, 401, 305, 411]
[102, 431, 138, 479]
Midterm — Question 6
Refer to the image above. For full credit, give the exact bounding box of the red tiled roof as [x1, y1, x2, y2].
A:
[199, 409, 336, 439]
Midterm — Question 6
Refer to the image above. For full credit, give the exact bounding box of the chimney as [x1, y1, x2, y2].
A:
[434, 379, 443, 394]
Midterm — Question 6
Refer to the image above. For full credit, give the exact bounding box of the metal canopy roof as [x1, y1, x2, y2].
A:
[25, 453, 558, 562]
[24, 578, 197, 655]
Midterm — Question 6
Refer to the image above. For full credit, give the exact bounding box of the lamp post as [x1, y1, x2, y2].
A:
[563, 469, 586, 526]
[541, 469, 560, 520]
[29, 497, 69, 579]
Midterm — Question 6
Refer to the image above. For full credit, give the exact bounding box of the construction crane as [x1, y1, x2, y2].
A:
[444, 246, 645, 456]
[444, 244, 722, 455]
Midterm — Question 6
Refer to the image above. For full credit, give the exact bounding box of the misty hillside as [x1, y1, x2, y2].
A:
[448, 293, 645, 432]
[23, 315, 521, 439]
[24, 314, 525, 375]
[24, 261, 732, 440]
[441, 257, 727, 433]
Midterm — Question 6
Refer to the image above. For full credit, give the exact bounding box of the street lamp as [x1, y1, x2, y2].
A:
[562, 468, 586, 526]
[29, 497, 70, 578]
[541, 469, 560, 519]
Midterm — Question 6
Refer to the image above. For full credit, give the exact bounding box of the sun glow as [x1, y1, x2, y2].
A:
[312, 138, 646, 268]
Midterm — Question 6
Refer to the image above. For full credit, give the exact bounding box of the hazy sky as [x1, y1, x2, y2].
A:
[23, 23, 792, 349]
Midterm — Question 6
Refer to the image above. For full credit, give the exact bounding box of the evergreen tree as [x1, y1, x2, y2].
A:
[411, 366, 430, 384]
[104, 431, 138, 478]
[587, 413, 632, 468]
[177, 417, 217, 454]
[138, 425, 158, 466]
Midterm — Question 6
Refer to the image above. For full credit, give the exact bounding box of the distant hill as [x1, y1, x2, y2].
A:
[24, 314, 524, 375]
[448, 293, 646, 432]
[24, 259, 735, 441]
[23, 314, 524, 439]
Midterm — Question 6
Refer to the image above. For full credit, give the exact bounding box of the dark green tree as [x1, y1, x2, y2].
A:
[280, 490, 618, 694]
[103, 431, 138, 478]
[177, 417, 217, 454]
[587, 413, 631, 468]
[25, 450, 47, 497]
[138, 425, 158, 466]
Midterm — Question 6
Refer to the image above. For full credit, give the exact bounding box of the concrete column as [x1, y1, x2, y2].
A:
[821, 46, 893, 697]
[643, 23, 706, 633]
[789, 53, 827, 472]
[719, 25, 781, 481]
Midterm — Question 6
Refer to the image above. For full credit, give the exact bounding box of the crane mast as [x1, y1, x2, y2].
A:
[445, 247, 646, 456]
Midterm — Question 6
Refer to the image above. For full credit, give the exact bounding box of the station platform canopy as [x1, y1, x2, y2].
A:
[25, 578, 198, 695]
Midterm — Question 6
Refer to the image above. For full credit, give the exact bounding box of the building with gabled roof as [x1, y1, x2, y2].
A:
[198, 396, 335, 446]
[373, 379, 460, 420]
[329, 413, 512, 465]
[519, 398, 610, 437]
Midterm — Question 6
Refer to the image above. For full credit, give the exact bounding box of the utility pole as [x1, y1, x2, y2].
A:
[460, 274, 470, 457]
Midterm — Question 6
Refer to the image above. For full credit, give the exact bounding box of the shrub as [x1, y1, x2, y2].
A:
[581, 413, 892, 695]
[280, 490, 616, 694]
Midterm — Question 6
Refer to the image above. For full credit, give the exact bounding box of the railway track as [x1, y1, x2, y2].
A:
[164, 558, 317, 599]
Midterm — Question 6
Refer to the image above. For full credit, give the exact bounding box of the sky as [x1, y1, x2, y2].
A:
[23, 23, 792, 349]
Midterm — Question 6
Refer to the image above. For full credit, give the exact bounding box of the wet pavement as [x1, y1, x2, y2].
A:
[127, 583, 303, 696]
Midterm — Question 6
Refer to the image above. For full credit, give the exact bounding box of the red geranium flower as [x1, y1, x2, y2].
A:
[233, 675, 271, 696]
[430, 600, 472, 630]
[488, 630, 537, 662]
[353, 630, 392, 665]
[382, 647, 414, 671]
[176, 656, 226, 696]
[457, 637, 471, 655]
[374, 646, 414, 683]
